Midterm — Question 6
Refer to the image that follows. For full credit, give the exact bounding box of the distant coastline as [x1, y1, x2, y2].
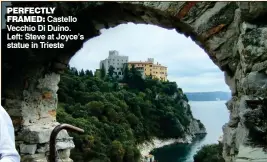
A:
[185, 91, 231, 101]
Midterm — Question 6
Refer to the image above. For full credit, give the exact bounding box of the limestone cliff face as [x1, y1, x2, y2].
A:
[189, 118, 207, 135]
[173, 93, 207, 137]
[181, 100, 207, 136]
[138, 97, 206, 158]
[2, 2, 267, 162]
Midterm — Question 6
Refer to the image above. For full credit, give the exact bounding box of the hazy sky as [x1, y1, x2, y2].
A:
[70, 23, 230, 92]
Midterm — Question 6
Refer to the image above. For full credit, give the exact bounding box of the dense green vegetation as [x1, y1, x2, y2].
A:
[57, 65, 193, 162]
[193, 143, 225, 162]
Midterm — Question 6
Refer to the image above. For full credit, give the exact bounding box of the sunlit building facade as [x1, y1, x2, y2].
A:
[128, 58, 168, 81]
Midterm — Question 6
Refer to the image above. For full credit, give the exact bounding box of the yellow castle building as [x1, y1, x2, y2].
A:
[128, 58, 168, 81]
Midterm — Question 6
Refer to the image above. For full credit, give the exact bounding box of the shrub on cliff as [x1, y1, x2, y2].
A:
[193, 143, 224, 162]
[196, 120, 205, 129]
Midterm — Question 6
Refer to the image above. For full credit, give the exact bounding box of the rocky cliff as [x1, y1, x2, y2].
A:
[172, 93, 207, 136]
[137, 98, 206, 159]
[183, 101, 207, 136]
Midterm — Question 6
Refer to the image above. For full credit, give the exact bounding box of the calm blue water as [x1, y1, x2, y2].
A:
[151, 101, 230, 162]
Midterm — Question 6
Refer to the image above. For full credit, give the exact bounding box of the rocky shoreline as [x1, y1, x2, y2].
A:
[137, 112, 207, 159]
[137, 135, 193, 157]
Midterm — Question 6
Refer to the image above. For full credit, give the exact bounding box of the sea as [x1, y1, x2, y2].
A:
[151, 101, 230, 162]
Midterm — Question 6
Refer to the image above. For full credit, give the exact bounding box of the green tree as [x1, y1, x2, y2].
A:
[194, 143, 224, 162]
[101, 63, 106, 79]
[80, 69, 85, 77]
[86, 101, 104, 117]
[85, 70, 94, 77]
[70, 67, 78, 75]
[108, 66, 115, 77]
[124, 145, 135, 162]
[110, 140, 125, 162]
[123, 64, 130, 82]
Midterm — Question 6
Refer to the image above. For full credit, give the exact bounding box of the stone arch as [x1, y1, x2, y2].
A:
[2, 1, 267, 162]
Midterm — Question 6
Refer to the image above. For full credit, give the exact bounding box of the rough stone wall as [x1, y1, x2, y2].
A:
[4, 70, 74, 161]
[222, 4, 267, 161]
[2, 1, 267, 162]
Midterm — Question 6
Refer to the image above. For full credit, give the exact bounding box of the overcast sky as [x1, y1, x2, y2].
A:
[70, 23, 230, 93]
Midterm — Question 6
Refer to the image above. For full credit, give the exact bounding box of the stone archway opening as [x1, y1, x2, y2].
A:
[2, 1, 267, 162]
[68, 21, 231, 161]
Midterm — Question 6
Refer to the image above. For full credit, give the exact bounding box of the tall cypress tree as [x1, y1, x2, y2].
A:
[123, 64, 129, 82]
[80, 69, 85, 77]
[108, 66, 115, 77]
[100, 63, 106, 79]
